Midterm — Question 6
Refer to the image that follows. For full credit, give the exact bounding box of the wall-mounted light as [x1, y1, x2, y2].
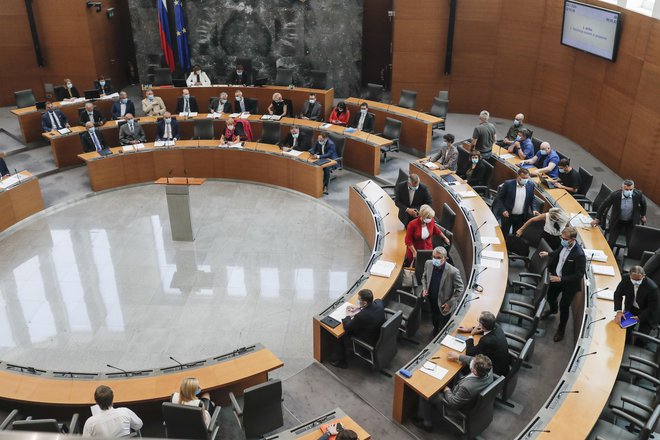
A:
[86, 1, 102, 13]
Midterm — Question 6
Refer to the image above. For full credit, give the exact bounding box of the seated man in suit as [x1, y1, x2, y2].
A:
[521, 141, 560, 178]
[58, 78, 80, 101]
[209, 92, 231, 114]
[176, 89, 199, 114]
[233, 90, 256, 114]
[118, 114, 146, 146]
[81, 122, 108, 153]
[309, 132, 338, 195]
[95, 75, 113, 96]
[80, 102, 105, 127]
[507, 128, 534, 160]
[186, 64, 211, 87]
[331, 289, 386, 369]
[279, 126, 309, 152]
[614, 265, 659, 335]
[41, 101, 70, 132]
[0, 152, 9, 177]
[539, 226, 586, 342]
[111, 91, 135, 120]
[299, 93, 323, 121]
[421, 247, 464, 334]
[429, 133, 458, 171]
[349, 102, 374, 132]
[450, 311, 510, 376]
[156, 112, 180, 141]
[82, 385, 143, 437]
[142, 89, 167, 117]
[413, 354, 494, 433]
[394, 174, 433, 227]
[592, 179, 647, 248]
[495, 167, 538, 238]
[228, 64, 249, 85]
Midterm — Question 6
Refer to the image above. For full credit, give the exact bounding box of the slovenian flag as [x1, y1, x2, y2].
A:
[174, 0, 191, 72]
[158, 0, 175, 72]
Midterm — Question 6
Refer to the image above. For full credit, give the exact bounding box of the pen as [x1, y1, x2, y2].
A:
[431, 356, 441, 360]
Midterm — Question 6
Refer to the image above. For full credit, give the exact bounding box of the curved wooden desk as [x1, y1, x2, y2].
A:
[266, 408, 370, 440]
[0, 172, 45, 233]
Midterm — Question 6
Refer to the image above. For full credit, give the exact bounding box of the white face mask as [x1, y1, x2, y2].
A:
[66, 82, 73, 88]
[227, 125, 234, 131]
[360, 109, 367, 114]
[183, 95, 189, 99]
[631, 279, 643, 286]
[309, 99, 316, 104]
[236, 97, 243, 101]
[422, 218, 432, 224]
[292, 133, 299, 138]
[164, 118, 171, 123]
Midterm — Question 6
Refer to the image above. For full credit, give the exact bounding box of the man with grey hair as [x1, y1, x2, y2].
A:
[469, 110, 496, 159]
[497, 113, 525, 148]
[209, 92, 231, 114]
[614, 266, 658, 335]
[394, 174, 433, 227]
[592, 179, 647, 248]
[420, 247, 464, 334]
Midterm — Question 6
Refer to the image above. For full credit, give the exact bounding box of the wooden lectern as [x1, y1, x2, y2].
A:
[155, 177, 205, 241]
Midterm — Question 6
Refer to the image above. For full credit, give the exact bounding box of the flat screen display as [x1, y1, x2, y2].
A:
[561, 0, 622, 61]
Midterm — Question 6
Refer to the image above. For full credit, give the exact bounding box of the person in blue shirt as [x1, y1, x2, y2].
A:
[309, 132, 338, 195]
[507, 128, 534, 160]
[521, 141, 560, 178]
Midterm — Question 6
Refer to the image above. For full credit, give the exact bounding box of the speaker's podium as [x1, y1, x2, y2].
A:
[155, 177, 206, 241]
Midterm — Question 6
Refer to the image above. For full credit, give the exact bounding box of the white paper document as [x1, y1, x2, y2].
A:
[154, 141, 165, 147]
[57, 128, 71, 135]
[499, 153, 515, 159]
[122, 146, 135, 152]
[283, 149, 303, 157]
[480, 236, 501, 245]
[229, 113, 241, 118]
[423, 161, 439, 170]
[134, 143, 145, 150]
[165, 141, 176, 147]
[320, 123, 332, 129]
[592, 265, 615, 276]
[570, 213, 593, 227]
[420, 362, 449, 381]
[480, 258, 501, 269]
[440, 335, 466, 352]
[597, 289, 614, 301]
[240, 112, 251, 119]
[584, 249, 608, 262]
[458, 191, 478, 198]
[100, 92, 119, 100]
[370, 260, 396, 278]
[481, 250, 504, 260]
[0, 175, 23, 189]
[207, 113, 221, 119]
[178, 112, 198, 117]
[329, 302, 353, 322]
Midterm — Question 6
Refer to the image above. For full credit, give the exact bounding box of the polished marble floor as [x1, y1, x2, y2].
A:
[0, 181, 370, 378]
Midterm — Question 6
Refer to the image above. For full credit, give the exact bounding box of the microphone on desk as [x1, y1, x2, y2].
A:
[589, 287, 609, 299]
[462, 296, 480, 309]
[586, 316, 606, 331]
[167, 169, 173, 184]
[14, 169, 21, 183]
[474, 220, 488, 235]
[373, 195, 384, 206]
[567, 211, 582, 225]
[527, 429, 551, 437]
[472, 266, 488, 290]
[554, 191, 569, 204]
[184, 169, 189, 185]
[361, 180, 371, 191]
[477, 243, 491, 258]
[107, 364, 130, 376]
[380, 211, 390, 221]
[169, 356, 183, 368]
[576, 351, 597, 364]
[557, 390, 580, 398]
[382, 231, 391, 239]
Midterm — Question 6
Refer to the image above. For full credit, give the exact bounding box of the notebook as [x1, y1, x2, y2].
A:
[619, 311, 638, 329]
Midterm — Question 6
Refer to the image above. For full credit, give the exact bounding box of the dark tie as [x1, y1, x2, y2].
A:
[306, 103, 313, 118]
[92, 132, 101, 151]
[196, 73, 200, 83]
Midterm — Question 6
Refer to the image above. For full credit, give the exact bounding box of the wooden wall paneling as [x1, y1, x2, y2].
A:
[153, 150, 185, 177]
[634, 62, 660, 115]
[183, 149, 216, 178]
[122, 153, 156, 186]
[362, 0, 393, 86]
[589, 86, 633, 171]
[619, 105, 660, 193]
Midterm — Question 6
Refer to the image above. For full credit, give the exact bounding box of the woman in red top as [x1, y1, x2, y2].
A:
[405, 204, 450, 263]
[221, 118, 240, 144]
[329, 101, 350, 126]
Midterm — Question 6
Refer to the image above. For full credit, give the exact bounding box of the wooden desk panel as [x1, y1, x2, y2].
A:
[0, 173, 45, 233]
[271, 408, 370, 440]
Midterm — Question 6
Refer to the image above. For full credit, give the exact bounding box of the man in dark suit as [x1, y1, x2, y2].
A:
[420, 247, 464, 334]
[495, 167, 538, 238]
[208, 92, 232, 114]
[279, 126, 309, 151]
[94, 76, 113, 96]
[176, 89, 199, 114]
[592, 179, 647, 248]
[81, 122, 108, 153]
[111, 91, 136, 120]
[614, 266, 659, 335]
[331, 289, 386, 369]
[413, 354, 494, 432]
[118, 114, 147, 146]
[394, 174, 433, 227]
[79, 102, 105, 127]
[349, 102, 374, 132]
[41, 101, 70, 132]
[0, 152, 9, 177]
[156, 112, 180, 141]
[299, 93, 323, 121]
[233, 90, 257, 114]
[309, 132, 339, 195]
[227, 64, 250, 85]
[451, 311, 510, 376]
[539, 226, 586, 342]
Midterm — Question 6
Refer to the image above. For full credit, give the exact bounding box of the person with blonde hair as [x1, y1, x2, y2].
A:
[220, 118, 240, 144]
[267, 92, 287, 116]
[404, 204, 450, 264]
[171, 377, 215, 427]
[516, 207, 568, 249]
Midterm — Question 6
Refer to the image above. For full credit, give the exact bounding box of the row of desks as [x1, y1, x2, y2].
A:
[0, 172, 45, 233]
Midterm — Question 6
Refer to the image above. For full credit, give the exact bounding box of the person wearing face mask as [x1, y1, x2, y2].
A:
[156, 112, 180, 141]
[279, 126, 309, 151]
[521, 141, 560, 178]
[220, 118, 240, 144]
[267, 92, 288, 116]
[496, 113, 525, 148]
[185, 64, 211, 87]
[538, 226, 586, 342]
[299, 93, 323, 121]
[495, 167, 538, 238]
[592, 179, 648, 248]
[549, 158, 580, 193]
[80, 102, 105, 127]
[460, 150, 489, 187]
[516, 207, 568, 249]
[394, 174, 433, 227]
[429, 133, 458, 171]
[111, 91, 135, 120]
[228, 64, 249, 85]
[176, 89, 199, 114]
[329, 101, 350, 126]
[141, 90, 166, 117]
[57, 78, 80, 101]
[208, 92, 231, 114]
[233, 90, 257, 114]
[469, 110, 496, 159]
[94, 75, 113, 96]
[405, 204, 450, 263]
[309, 132, 339, 195]
[349, 102, 374, 133]
[614, 266, 659, 336]
[41, 101, 70, 132]
[171, 377, 215, 428]
[118, 114, 146, 146]
[451, 311, 510, 376]
[507, 128, 534, 160]
[419, 246, 462, 334]
[81, 122, 109, 153]
[331, 289, 386, 369]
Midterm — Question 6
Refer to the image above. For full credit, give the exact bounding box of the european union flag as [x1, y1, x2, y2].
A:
[174, 0, 191, 71]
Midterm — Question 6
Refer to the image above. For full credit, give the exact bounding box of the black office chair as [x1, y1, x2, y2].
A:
[383, 290, 422, 343]
[531, 137, 543, 154]
[605, 368, 660, 425]
[574, 167, 593, 199]
[440, 375, 505, 439]
[615, 225, 660, 267]
[192, 119, 215, 140]
[472, 160, 495, 202]
[154, 68, 174, 86]
[274, 68, 293, 86]
[579, 183, 612, 215]
[588, 404, 660, 440]
[162, 402, 220, 440]
[310, 70, 328, 89]
[53, 86, 67, 102]
[438, 203, 456, 232]
[642, 249, 660, 287]
[414, 250, 433, 286]
[427, 98, 447, 137]
[556, 150, 570, 163]
[397, 89, 417, 110]
[259, 121, 281, 145]
[498, 298, 546, 361]
[437, 90, 449, 100]
[377, 117, 402, 163]
[328, 133, 345, 172]
[502, 271, 549, 316]
[351, 309, 402, 375]
[506, 235, 530, 260]
[456, 146, 471, 176]
[520, 219, 545, 248]
[508, 238, 552, 288]
[15, 89, 36, 108]
[229, 380, 283, 439]
[0, 410, 19, 430]
[298, 126, 314, 150]
[12, 414, 79, 434]
[500, 338, 534, 406]
[236, 57, 253, 84]
[246, 98, 259, 114]
[382, 168, 409, 201]
[283, 98, 293, 117]
[366, 83, 384, 102]
[619, 331, 660, 380]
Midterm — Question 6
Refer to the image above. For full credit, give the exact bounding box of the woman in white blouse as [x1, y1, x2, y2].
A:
[171, 377, 215, 427]
[186, 65, 211, 87]
[516, 207, 568, 249]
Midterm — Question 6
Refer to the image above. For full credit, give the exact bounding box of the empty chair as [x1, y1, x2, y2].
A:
[619, 331, 660, 380]
[616, 225, 660, 268]
[520, 218, 545, 248]
[15, 89, 36, 108]
[579, 183, 613, 217]
[274, 68, 293, 86]
[283, 98, 293, 117]
[351, 310, 403, 374]
[162, 402, 220, 440]
[498, 298, 546, 360]
[12, 414, 79, 434]
[506, 235, 530, 259]
[397, 89, 417, 110]
[574, 167, 593, 199]
[328, 133, 345, 171]
[154, 68, 174, 86]
[377, 117, 402, 163]
[456, 145, 471, 176]
[500, 338, 534, 405]
[605, 368, 660, 424]
[192, 119, 214, 140]
[53, 86, 66, 101]
[438, 203, 456, 232]
[642, 249, 660, 286]
[382, 168, 409, 201]
[556, 150, 570, 162]
[428, 98, 448, 136]
[508, 238, 552, 288]
[502, 271, 549, 317]
[298, 126, 314, 150]
[437, 90, 449, 100]
[310, 70, 328, 89]
[259, 121, 281, 144]
[587, 405, 660, 440]
[383, 290, 422, 341]
[366, 83, 384, 102]
[229, 380, 283, 439]
[472, 160, 494, 201]
[414, 249, 433, 286]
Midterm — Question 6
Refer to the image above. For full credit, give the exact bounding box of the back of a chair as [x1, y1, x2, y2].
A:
[275, 68, 293, 86]
[531, 137, 543, 154]
[438, 203, 456, 232]
[556, 150, 570, 162]
[395, 168, 409, 187]
[430, 98, 448, 119]
[577, 167, 593, 196]
[366, 83, 384, 102]
[437, 90, 449, 100]
[382, 118, 402, 141]
[194, 119, 214, 139]
[521, 220, 545, 248]
[643, 250, 660, 287]
[628, 226, 660, 261]
[329, 133, 345, 160]
[465, 375, 506, 438]
[481, 159, 494, 187]
[529, 239, 552, 274]
[374, 311, 403, 369]
[247, 98, 259, 114]
[506, 235, 530, 258]
[398, 89, 417, 110]
[639, 404, 660, 440]
[457, 146, 471, 175]
[503, 339, 534, 401]
[162, 402, 208, 440]
[261, 121, 281, 144]
[154, 68, 173, 86]
[12, 419, 61, 433]
[15, 89, 36, 108]
[53, 86, 67, 102]
[310, 70, 328, 89]
[533, 271, 550, 308]
[592, 183, 613, 213]
[299, 126, 313, 150]
[284, 98, 293, 117]
[242, 380, 284, 438]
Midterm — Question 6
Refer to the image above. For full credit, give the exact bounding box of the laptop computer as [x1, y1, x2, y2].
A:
[84, 89, 101, 100]
[172, 79, 187, 88]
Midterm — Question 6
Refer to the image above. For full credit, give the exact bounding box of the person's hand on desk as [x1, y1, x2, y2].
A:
[457, 325, 473, 333]
[325, 424, 340, 435]
[446, 351, 460, 362]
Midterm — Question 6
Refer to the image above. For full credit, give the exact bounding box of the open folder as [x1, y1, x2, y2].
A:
[619, 311, 638, 329]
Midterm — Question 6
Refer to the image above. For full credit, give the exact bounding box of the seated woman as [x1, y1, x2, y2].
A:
[267, 92, 287, 116]
[405, 204, 450, 264]
[171, 377, 215, 428]
[59, 78, 80, 101]
[186, 64, 211, 87]
[329, 101, 350, 126]
[516, 207, 568, 249]
[220, 118, 240, 144]
[429, 133, 458, 171]
[461, 150, 489, 187]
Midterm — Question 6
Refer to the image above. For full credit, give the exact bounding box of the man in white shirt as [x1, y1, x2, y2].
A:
[496, 167, 537, 237]
[348, 102, 374, 133]
[82, 385, 142, 437]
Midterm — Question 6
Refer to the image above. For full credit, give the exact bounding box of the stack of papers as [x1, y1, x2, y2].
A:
[440, 335, 466, 352]
[207, 113, 222, 119]
[480, 236, 501, 245]
[100, 92, 119, 100]
[320, 123, 332, 129]
[283, 149, 303, 157]
[329, 302, 353, 322]
[458, 190, 478, 198]
[0, 175, 24, 190]
[482, 250, 504, 260]
[122, 145, 135, 153]
[584, 249, 608, 262]
[480, 259, 501, 269]
[570, 213, 593, 227]
[178, 112, 198, 117]
[229, 113, 241, 118]
[597, 290, 614, 301]
[499, 153, 515, 159]
[57, 128, 71, 135]
[240, 112, 251, 119]
[423, 161, 439, 170]
[370, 260, 396, 278]
[592, 265, 615, 276]
[154, 141, 165, 147]
[260, 114, 282, 121]
[420, 362, 449, 381]
[60, 98, 86, 105]
[134, 143, 145, 150]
